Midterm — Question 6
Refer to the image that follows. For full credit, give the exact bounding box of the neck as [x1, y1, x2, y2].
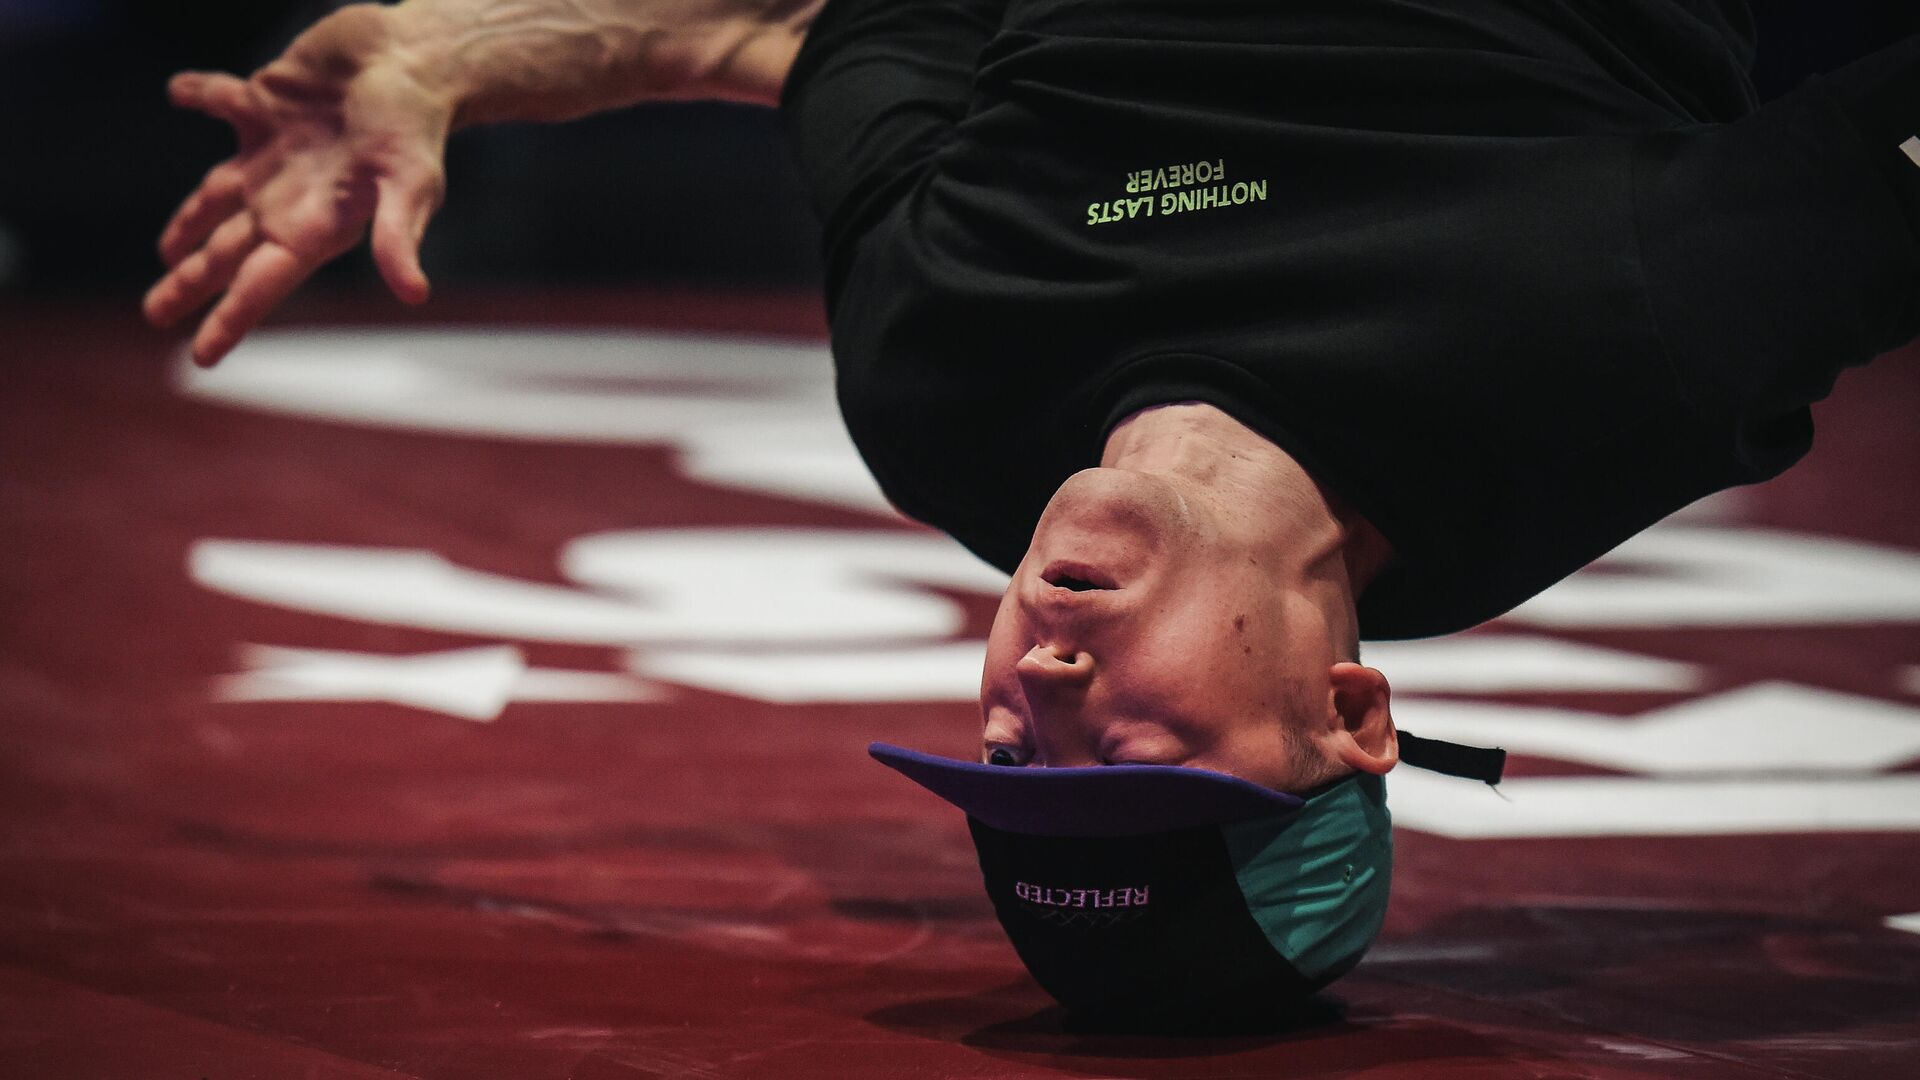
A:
[1102, 403, 1394, 595]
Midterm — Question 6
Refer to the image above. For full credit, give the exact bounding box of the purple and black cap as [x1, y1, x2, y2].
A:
[869, 733, 1502, 1022]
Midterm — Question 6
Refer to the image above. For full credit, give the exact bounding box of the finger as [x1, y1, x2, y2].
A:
[190, 244, 312, 367]
[168, 71, 267, 145]
[143, 213, 259, 327]
[158, 162, 246, 267]
[370, 169, 442, 304]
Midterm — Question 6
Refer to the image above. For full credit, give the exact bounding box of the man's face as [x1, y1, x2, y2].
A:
[979, 468, 1344, 793]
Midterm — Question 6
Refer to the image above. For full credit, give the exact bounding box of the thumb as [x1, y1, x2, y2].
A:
[371, 167, 441, 304]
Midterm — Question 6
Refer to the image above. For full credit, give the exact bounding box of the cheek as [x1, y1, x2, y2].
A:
[1137, 597, 1288, 711]
[979, 584, 1027, 699]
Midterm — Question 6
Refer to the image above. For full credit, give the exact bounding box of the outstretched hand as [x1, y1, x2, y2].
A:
[144, 5, 454, 366]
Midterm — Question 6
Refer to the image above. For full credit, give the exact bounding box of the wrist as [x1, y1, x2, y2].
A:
[381, 0, 823, 126]
[684, 4, 821, 106]
[666, 27, 775, 106]
[383, 0, 793, 127]
[382, 1, 478, 127]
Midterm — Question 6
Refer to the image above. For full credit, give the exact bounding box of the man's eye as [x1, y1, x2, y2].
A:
[986, 745, 1027, 767]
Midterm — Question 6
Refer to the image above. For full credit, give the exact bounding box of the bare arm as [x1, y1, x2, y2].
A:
[145, 0, 824, 366]
[409, 0, 823, 119]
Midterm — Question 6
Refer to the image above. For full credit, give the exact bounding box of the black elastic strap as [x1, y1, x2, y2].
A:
[1398, 731, 1506, 785]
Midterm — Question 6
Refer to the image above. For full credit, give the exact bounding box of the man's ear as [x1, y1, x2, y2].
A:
[1326, 662, 1397, 775]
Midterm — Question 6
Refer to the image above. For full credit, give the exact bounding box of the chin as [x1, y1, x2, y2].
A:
[1028, 468, 1194, 574]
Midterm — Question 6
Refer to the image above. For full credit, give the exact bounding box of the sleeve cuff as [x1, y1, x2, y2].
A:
[1809, 34, 1920, 242]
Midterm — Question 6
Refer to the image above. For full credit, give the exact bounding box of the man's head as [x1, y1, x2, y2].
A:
[979, 461, 1398, 795]
[871, 404, 1505, 1024]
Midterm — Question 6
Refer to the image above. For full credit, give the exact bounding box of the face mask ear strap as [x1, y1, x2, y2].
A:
[1397, 731, 1507, 785]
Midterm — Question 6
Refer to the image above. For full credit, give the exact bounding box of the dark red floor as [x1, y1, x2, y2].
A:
[3, 292, 1919, 1078]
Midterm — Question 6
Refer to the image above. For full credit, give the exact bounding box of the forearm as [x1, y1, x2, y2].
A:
[387, 0, 827, 126]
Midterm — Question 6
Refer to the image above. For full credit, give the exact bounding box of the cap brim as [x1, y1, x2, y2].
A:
[869, 742, 1305, 838]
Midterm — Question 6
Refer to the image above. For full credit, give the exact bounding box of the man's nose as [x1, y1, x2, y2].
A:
[1016, 644, 1095, 688]
[1015, 645, 1097, 768]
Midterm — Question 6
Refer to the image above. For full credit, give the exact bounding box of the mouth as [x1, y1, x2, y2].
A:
[1041, 560, 1120, 592]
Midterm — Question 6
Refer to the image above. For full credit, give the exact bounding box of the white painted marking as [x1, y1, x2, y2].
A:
[193, 543, 676, 646]
[175, 328, 835, 441]
[174, 329, 897, 516]
[1363, 637, 1701, 693]
[1390, 769, 1920, 838]
[635, 642, 990, 703]
[676, 413, 898, 516]
[561, 528, 1009, 615]
[510, 668, 667, 704]
[213, 644, 665, 721]
[1901, 136, 1920, 169]
[218, 643, 526, 721]
[1396, 682, 1920, 775]
[1887, 912, 1920, 935]
[1506, 526, 1920, 627]
[192, 530, 1006, 648]
[225, 645, 461, 721]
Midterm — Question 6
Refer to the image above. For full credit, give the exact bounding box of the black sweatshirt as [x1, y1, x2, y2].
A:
[780, 0, 1920, 639]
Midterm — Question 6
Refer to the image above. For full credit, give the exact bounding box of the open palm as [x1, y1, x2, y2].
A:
[144, 6, 453, 366]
